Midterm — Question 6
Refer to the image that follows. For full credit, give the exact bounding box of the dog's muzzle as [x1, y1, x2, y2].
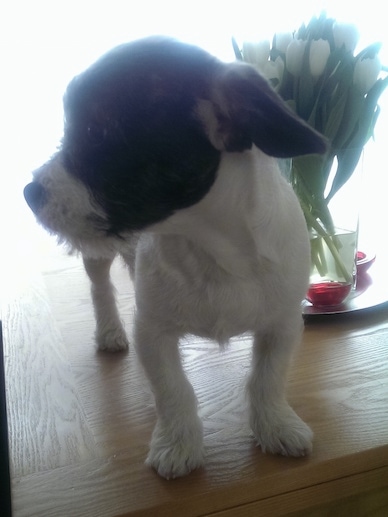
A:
[24, 182, 46, 214]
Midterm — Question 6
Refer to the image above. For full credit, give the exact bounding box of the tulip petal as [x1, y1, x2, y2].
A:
[333, 22, 359, 53]
[286, 39, 306, 76]
[297, 41, 315, 120]
[309, 39, 331, 77]
[353, 55, 382, 94]
[242, 40, 270, 71]
[274, 32, 293, 53]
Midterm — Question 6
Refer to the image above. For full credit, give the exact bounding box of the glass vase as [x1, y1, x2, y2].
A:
[307, 228, 357, 306]
[304, 155, 362, 308]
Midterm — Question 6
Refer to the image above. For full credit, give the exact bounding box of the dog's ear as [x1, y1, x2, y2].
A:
[195, 61, 327, 158]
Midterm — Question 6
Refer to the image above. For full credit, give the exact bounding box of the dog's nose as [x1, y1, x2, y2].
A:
[24, 182, 46, 213]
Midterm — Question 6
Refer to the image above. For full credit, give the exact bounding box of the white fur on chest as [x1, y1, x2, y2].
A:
[135, 233, 268, 344]
[134, 147, 310, 344]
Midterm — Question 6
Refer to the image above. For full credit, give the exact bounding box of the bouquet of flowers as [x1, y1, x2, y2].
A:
[233, 12, 388, 288]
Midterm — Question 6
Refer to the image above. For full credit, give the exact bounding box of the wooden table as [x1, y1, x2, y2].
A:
[2, 240, 388, 516]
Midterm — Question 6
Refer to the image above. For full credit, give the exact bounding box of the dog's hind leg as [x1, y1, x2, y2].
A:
[83, 254, 129, 352]
[134, 318, 204, 478]
[248, 316, 313, 457]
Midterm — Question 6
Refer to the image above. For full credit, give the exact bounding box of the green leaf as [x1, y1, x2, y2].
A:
[347, 77, 388, 148]
[326, 147, 363, 201]
[369, 105, 381, 138]
[332, 84, 364, 148]
[306, 48, 353, 133]
[297, 22, 307, 40]
[326, 55, 354, 108]
[232, 37, 243, 61]
[278, 68, 295, 101]
[291, 153, 331, 204]
[325, 77, 388, 201]
[323, 89, 349, 140]
[355, 41, 382, 61]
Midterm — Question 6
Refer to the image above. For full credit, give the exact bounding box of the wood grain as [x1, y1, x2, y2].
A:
[3, 270, 96, 477]
[3, 237, 388, 516]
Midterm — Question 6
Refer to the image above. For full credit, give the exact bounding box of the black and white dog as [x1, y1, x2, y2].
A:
[24, 37, 326, 479]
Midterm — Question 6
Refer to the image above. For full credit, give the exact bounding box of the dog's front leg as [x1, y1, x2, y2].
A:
[135, 320, 204, 479]
[83, 255, 129, 352]
[248, 318, 313, 457]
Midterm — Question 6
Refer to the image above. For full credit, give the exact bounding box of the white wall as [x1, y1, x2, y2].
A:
[1, 0, 387, 251]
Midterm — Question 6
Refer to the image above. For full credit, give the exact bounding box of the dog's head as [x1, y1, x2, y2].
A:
[24, 36, 326, 250]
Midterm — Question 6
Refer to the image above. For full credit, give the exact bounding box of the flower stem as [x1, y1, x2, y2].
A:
[298, 198, 353, 284]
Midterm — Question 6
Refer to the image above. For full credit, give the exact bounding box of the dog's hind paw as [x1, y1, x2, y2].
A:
[251, 405, 313, 457]
[95, 327, 129, 352]
[146, 419, 204, 479]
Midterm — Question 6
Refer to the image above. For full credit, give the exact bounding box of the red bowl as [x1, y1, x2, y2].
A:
[306, 281, 352, 307]
[356, 251, 376, 276]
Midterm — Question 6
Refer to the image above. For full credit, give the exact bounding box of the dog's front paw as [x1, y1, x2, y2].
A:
[251, 405, 313, 457]
[95, 326, 129, 352]
[146, 418, 204, 479]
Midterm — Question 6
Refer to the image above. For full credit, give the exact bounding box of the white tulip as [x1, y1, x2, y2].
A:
[333, 22, 359, 53]
[353, 55, 381, 94]
[242, 40, 270, 72]
[263, 56, 285, 89]
[286, 39, 306, 76]
[309, 39, 331, 77]
[274, 32, 293, 53]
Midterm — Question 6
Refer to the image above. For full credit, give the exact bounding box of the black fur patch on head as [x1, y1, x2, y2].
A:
[61, 37, 221, 234]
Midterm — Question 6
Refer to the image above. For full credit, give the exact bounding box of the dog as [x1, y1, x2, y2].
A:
[24, 36, 326, 479]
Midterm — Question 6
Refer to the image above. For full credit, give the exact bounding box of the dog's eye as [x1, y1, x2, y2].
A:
[87, 123, 107, 145]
